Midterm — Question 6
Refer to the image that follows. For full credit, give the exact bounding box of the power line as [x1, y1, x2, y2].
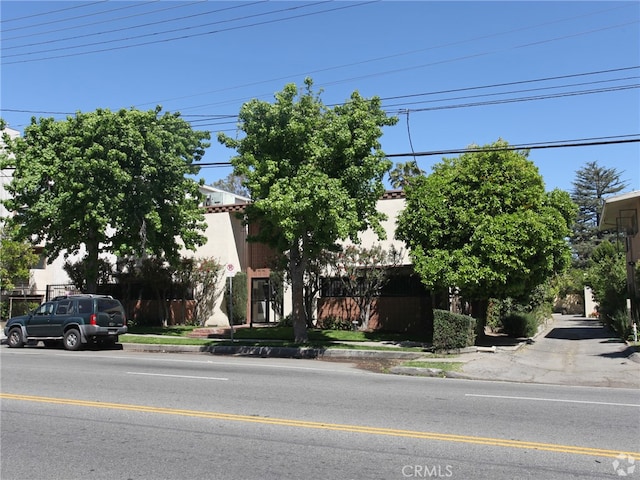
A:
[184, 135, 639, 168]
[2, 1, 377, 65]
[384, 136, 640, 158]
[4, 69, 637, 130]
[0, 1, 153, 33]
[0, 1, 108, 24]
[2, 1, 208, 43]
[2, 2, 266, 51]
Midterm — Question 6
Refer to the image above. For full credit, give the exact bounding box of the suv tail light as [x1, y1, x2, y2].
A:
[89, 314, 97, 325]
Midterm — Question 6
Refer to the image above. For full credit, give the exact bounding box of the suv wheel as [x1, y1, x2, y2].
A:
[7, 328, 25, 348]
[63, 328, 82, 351]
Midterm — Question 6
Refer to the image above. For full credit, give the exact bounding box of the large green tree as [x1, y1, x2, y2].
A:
[210, 172, 250, 198]
[1, 107, 210, 293]
[396, 140, 576, 333]
[218, 78, 397, 342]
[0, 224, 39, 293]
[570, 160, 628, 267]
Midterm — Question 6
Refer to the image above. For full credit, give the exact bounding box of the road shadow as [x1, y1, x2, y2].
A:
[544, 317, 620, 341]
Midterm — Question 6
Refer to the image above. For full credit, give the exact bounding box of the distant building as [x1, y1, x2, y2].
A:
[600, 190, 640, 324]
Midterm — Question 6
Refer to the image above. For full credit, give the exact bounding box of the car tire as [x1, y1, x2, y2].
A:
[63, 328, 82, 351]
[7, 328, 25, 348]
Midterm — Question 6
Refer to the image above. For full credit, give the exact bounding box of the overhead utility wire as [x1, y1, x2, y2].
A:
[2, 1, 207, 42]
[0, 1, 155, 33]
[381, 66, 639, 102]
[182, 83, 640, 129]
[2, 1, 328, 58]
[385, 137, 640, 159]
[388, 85, 639, 114]
[0, 1, 107, 24]
[318, 20, 640, 92]
[382, 77, 640, 109]
[3, 2, 266, 50]
[187, 136, 640, 168]
[2, 1, 377, 65]
[10, 79, 622, 130]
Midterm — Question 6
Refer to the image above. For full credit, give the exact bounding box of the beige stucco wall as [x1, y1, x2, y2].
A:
[184, 209, 247, 327]
[341, 196, 411, 265]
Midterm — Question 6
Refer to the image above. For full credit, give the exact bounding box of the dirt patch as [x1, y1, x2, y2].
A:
[319, 357, 406, 373]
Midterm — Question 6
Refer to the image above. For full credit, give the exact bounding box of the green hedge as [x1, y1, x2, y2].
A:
[433, 309, 476, 351]
[501, 313, 539, 338]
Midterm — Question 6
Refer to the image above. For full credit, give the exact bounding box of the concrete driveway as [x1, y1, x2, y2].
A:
[459, 314, 640, 388]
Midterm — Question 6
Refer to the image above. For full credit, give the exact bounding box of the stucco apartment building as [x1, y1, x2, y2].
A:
[194, 187, 434, 333]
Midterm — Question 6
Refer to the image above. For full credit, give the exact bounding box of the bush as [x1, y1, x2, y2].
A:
[317, 316, 355, 331]
[432, 309, 476, 351]
[604, 309, 632, 340]
[501, 313, 539, 338]
[225, 272, 247, 325]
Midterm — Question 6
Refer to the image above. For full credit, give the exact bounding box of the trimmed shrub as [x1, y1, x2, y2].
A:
[433, 309, 476, 351]
[606, 308, 632, 340]
[501, 312, 539, 338]
[317, 316, 355, 331]
[224, 272, 247, 325]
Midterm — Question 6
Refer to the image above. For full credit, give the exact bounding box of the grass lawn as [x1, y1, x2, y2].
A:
[122, 324, 431, 351]
[400, 360, 464, 373]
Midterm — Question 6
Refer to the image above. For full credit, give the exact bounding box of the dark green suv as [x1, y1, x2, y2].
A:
[4, 294, 127, 351]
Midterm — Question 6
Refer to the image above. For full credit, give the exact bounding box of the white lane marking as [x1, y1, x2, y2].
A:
[466, 393, 640, 408]
[62, 353, 365, 373]
[127, 372, 228, 381]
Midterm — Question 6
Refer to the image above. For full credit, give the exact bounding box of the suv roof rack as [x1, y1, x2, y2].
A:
[51, 294, 113, 301]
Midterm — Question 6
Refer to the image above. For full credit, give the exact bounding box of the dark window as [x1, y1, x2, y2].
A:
[321, 274, 428, 298]
[97, 299, 122, 313]
[77, 299, 92, 314]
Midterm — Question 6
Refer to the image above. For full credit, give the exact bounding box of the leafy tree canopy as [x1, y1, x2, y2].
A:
[1, 107, 210, 292]
[389, 160, 424, 189]
[218, 78, 398, 342]
[210, 173, 250, 198]
[570, 160, 628, 267]
[396, 140, 576, 318]
[0, 224, 39, 293]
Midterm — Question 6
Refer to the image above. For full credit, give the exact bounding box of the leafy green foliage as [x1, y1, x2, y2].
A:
[0, 224, 39, 292]
[1, 107, 210, 292]
[432, 309, 476, 351]
[218, 78, 397, 342]
[570, 161, 628, 267]
[501, 312, 539, 338]
[210, 173, 250, 197]
[585, 240, 633, 337]
[389, 160, 424, 189]
[225, 271, 247, 325]
[325, 243, 403, 330]
[178, 257, 225, 327]
[396, 140, 576, 323]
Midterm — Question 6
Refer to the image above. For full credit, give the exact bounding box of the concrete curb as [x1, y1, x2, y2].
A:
[121, 343, 427, 360]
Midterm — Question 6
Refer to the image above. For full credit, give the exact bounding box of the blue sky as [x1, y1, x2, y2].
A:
[1, 1, 639, 194]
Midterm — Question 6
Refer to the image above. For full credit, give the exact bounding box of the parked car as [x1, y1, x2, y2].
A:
[4, 294, 127, 351]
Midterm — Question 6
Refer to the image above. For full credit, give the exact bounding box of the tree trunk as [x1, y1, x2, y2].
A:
[85, 234, 99, 294]
[289, 242, 308, 343]
[471, 298, 489, 339]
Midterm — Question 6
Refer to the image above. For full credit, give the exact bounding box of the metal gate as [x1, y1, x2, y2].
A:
[46, 284, 80, 301]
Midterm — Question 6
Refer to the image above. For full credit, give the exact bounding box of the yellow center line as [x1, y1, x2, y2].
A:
[2, 392, 637, 459]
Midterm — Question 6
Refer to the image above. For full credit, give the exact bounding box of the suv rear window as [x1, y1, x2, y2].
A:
[97, 298, 122, 313]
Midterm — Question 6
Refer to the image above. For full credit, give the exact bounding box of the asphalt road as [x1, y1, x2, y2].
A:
[458, 314, 640, 388]
[2, 346, 639, 480]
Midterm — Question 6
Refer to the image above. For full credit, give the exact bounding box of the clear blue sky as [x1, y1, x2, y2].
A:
[2, 1, 639, 194]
